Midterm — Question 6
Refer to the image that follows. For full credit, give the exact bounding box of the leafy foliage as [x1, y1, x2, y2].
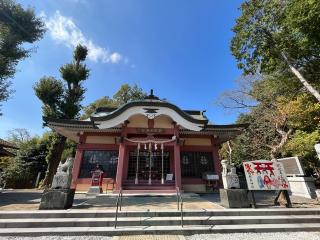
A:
[1, 130, 49, 188]
[34, 77, 64, 118]
[0, 0, 45, 114]
[81, 84, 147, 119]
[283, 130, 320, 175]
[221, 76, 320, 171]
[221, 0, 320, 175]
[231, 0, 320, 75]
[113, 84, 147, 105]
[34, 45, 90, 188]
[34, 45, 90, 120]
[231, 0, 320, 101]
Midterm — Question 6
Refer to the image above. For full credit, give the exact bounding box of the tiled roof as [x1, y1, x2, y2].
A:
[0, 139, 18, 149]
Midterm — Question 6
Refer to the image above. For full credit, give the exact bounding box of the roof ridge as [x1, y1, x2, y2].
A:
[0, 138, 18, 149]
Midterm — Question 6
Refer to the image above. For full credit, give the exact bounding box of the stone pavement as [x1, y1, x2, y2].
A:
[0, 189, 223, 211]
[114, 236, 185, 240]
[0, 232, 320, 240]
[0, 189, 319, 211]
[72, 193, 222, 210]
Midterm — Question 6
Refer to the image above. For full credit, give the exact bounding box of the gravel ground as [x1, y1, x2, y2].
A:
[0, 237, 112, 240]
[186, 232, 320, 240]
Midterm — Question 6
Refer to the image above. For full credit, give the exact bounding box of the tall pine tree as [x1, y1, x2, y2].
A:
[34, 45, 89, 188]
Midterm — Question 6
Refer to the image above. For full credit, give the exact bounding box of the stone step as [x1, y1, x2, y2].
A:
[0, 209, 319, 219]
[123, 180, 175, 185]
[1, 223, 320, 236]
[0, 215, 320, 228]
[120, 189, 177, 193]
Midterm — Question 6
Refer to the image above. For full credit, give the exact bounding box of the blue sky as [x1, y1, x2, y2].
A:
[0, 0, 244, 138]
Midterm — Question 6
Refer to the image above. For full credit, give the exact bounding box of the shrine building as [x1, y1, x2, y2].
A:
[44, 90, 247, 193]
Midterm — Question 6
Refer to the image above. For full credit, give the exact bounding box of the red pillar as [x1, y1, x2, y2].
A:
[115, 143, 126, 190]
[174, 142, 182, 189]
[70, 147, 83, 190]
[174, 124, 181, 189]
[212, 140, 222, 187]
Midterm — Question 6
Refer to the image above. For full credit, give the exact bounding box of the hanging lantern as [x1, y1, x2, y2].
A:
[144, 144, 147, 150]
[155, 143, 158, 150]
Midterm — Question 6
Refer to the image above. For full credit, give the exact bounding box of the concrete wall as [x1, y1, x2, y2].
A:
[287, 176, 317, 199]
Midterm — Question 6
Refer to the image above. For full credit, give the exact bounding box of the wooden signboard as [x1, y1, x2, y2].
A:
[137, 128, 165, 134]
[243, 160, 290, 191]
[277, 157, 304, 176]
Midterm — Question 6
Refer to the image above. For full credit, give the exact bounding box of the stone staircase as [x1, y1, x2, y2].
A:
[0, 208, 320, 236]
[122, 180, 176, 193]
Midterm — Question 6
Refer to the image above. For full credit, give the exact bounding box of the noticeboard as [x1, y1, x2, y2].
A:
[277, 157, 304, 176]
[206, 174, 219, 180]
[243, 160, 290, 191]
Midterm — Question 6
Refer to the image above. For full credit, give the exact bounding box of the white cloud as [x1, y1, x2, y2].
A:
[42, 11, 124, 64]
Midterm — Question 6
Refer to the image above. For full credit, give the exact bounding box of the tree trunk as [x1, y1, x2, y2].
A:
[41, 134, 66, 189]
[270, 124, 293, 160]
[281, 52, 320, 102]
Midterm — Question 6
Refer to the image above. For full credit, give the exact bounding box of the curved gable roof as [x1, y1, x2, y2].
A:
[90, 90, 208, 131]
[90, 100, 208, 125]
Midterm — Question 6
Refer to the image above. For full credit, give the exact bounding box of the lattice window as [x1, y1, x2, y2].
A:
[128, 151, 171, 180]
[79, 150, 118, 178]
[181, 152, 214, 178]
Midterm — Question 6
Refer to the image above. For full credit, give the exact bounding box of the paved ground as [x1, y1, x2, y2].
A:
[0, 189, 223, 211]
[186, 232, 320, 240]
[72, 193, 222, 211]
[0, 232, 320, 240]
[0, 189, 42, 211]
[0, 189, 319, 211]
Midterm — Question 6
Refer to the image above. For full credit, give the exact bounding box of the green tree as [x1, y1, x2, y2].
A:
[34, 45, 90, 188]
[113, 84, 147, 105]
[283, 130, 320, 175]
[231, 0, 320, 101]
[81, 96, 117, 120]
[81, 84, 147, 119]
[221, 0, 320, 175]
[219, 76, 320, 173]
[0, 0, 45, 114]
[1, 130, 49, 188]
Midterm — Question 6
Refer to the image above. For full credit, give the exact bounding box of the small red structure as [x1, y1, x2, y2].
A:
[89, 165, 104, 193]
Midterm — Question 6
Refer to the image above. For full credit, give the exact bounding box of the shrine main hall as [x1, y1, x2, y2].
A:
[45, 91, 246, 193]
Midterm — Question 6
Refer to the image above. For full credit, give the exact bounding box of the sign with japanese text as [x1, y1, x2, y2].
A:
[243, 160, 290, 190]
[277, 157, 304, 176]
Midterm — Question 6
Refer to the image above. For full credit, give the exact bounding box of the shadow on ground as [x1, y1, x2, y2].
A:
[0, 189, 318, 211]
